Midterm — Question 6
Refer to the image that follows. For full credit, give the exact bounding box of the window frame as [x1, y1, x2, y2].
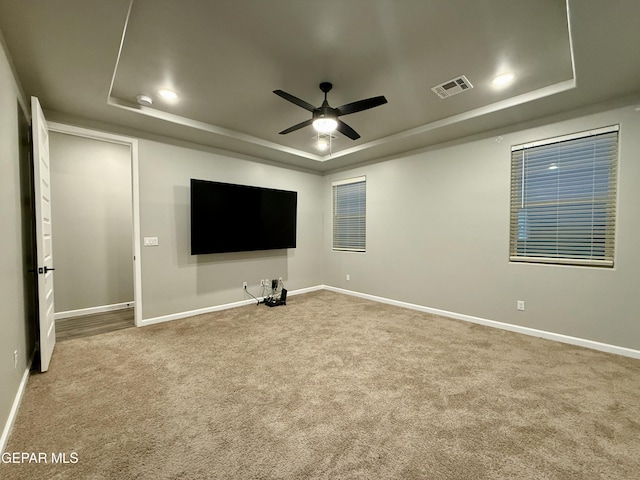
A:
[332, 176, 366, 252]
[509, 125, 619, 268]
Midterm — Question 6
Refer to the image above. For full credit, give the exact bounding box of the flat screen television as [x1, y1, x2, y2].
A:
[190, 179, 297, 254]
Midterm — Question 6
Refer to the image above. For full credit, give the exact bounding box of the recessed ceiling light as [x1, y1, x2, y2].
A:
[492, 73, 515, 88]
[157, 88, 178, 101]
[316, 138, 329, 150]
[314, 134, 335, 151]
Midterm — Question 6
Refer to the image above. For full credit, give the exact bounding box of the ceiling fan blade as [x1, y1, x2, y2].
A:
[337, 120, 360, 140]
[273, 90, 316, 112]
[278, 118, 313, 135]
[336, 96, 388, 116]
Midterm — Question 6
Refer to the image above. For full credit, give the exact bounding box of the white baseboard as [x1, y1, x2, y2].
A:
[1, 354, 33, 454]
[287, 285, 325, 296]
[138, 284, 639, 359]
[140, 285, 324, 327]
[324, 285, 640, 360]
[55, 301, 134, 320]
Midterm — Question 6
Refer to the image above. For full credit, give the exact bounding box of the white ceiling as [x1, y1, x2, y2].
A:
[1, 0, 639, 172]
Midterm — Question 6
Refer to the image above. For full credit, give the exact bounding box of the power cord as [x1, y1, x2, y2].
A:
[245, 279, 287, 306]
[243, 285, 260, 305]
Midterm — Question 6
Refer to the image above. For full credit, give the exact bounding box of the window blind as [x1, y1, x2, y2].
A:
[509, 126, 618, 267]
[332, 177, 366, 251]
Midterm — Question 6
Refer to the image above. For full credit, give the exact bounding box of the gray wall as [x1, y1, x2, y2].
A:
[0, 37, 34, 444]
[323, 105, 640, 350]
[2, 30, 639, 450]
[49, 132, 133, 312]
[138, 140, 324, 320]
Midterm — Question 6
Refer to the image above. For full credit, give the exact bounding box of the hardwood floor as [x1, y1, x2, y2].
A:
[56, 308, 135, 341]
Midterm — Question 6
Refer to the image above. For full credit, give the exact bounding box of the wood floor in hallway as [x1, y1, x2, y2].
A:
[56, 308, 134, 341]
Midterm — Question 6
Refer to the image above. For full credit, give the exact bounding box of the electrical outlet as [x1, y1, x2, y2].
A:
[243, 281, 248, 289]
[14, 350, 18, 369]
[517, 300, 525, 311]
[346, 274, 350, 281]
[279, 277, 283, 282]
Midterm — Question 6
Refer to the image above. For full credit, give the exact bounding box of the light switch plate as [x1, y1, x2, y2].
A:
[143, 236, 159, 247]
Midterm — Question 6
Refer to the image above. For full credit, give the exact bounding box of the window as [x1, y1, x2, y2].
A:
[509, 126, 618, 267]
[332, 176, 366, 251]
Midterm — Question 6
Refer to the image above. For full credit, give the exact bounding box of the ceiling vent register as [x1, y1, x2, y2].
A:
[431, 75, 473, 99]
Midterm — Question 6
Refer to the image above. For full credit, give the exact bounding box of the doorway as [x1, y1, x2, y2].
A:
[47, 123, 142, 336]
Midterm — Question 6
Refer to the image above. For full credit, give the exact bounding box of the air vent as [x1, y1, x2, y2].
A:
[431, 75, 473, 99]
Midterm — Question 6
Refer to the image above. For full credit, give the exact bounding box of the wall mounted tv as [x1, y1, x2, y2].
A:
[190, 179, 297, 255]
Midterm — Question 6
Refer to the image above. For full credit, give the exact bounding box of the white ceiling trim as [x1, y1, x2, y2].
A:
[326, 78, 577, 161]
[106, 96, 325, 161]
[106, 0, 323, 161]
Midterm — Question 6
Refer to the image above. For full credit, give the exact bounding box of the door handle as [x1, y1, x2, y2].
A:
[38, 266, 56, 274]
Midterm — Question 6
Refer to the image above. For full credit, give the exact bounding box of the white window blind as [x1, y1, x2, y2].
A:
[509, 126, 618, 267]
[333, 176, 366, 252]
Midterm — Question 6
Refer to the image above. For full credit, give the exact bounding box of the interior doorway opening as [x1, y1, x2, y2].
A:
[47, 123, 141, 336]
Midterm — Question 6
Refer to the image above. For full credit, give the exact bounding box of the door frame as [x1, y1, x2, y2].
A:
[47, 122, 143, 327]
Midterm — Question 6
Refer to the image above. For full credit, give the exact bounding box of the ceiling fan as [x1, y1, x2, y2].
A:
[273, 82, 387, 140]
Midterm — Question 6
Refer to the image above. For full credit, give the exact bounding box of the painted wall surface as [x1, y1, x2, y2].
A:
[49, 132, 133, 312]
[0, 38, 34, 445]
[323, 105, 640, 350]
[138, 140, 324, 320]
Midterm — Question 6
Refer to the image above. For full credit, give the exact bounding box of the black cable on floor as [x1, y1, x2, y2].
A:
[244, 286, 259, 305]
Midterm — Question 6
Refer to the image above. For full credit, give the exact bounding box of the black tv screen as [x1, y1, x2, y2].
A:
[190, 179, 297, 254]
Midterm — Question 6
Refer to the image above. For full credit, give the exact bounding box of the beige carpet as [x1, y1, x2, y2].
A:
[4, 290, 640, 479]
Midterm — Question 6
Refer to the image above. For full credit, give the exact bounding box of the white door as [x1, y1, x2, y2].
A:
[31, 96, 56, 372]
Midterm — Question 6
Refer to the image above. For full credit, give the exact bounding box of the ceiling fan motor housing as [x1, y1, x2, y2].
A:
[312, 105, 338, 133]
[313, 105, 337, 122]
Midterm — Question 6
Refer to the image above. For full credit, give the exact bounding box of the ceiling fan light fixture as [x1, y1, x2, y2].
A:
[312, 117, 338, 133]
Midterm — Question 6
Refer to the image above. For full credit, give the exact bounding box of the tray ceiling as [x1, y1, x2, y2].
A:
[0, 0, 639, 172]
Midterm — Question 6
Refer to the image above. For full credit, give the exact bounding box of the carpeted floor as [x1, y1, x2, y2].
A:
[3, 290, 640, 479]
